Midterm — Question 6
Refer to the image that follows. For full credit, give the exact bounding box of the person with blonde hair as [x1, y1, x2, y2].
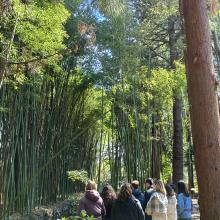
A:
[111, 183, 145, 220]
[78, 180, 106, 219]
[146, 179, 168, 220]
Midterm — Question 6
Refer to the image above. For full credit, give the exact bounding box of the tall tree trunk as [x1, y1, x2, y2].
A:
[182, 0, 220, 219]
[168, 15, 184, 185]
[172, 97, 183, 185]
[151, 113, 160, 179]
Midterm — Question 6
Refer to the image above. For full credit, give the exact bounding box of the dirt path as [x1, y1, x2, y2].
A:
[192, 199, 200, 220]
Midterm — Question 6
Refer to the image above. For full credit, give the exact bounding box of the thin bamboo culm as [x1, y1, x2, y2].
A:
[0, 70, 99, 217]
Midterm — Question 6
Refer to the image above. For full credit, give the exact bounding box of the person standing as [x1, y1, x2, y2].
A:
[100, 184, 117, 220]
[146, 179, 168, 220]
[165, 184, 177, 220]
[78, 180, 106, 220]
[111, 183, 145, 220]
[177, 180, 192, 220]
[143, 178, 154, 220]
[131, 180, 145, 208]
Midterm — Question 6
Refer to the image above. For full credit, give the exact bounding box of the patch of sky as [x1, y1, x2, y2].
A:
[77, 47, 102, 74]
[86, 0, 106, 22]
[71, 0, 106, 22]
[77, 45, 113, 75]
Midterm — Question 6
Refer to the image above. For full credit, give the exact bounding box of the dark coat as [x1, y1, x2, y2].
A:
[132, 189, 145, 208]
[104, 200, 115, 220]
[111, 196, 145, 220]
[143, 188, 154, 220]
[78, 190, 106, 220]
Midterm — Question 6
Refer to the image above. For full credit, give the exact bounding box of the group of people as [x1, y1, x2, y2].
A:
[78, 178, 193, 220]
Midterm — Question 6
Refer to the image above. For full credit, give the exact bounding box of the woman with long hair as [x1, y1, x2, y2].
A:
[165, 184, 177, 220]
[146, 179, 168, 220]
[177, 181, 192, 220]
[100, 184, 117, 220]
[111, 183, 145, 220]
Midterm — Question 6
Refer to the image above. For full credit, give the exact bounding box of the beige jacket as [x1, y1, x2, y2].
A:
[167, 195, 177, 220]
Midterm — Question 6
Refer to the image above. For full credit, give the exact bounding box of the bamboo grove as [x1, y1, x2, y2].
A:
[1, 0, 220, 217]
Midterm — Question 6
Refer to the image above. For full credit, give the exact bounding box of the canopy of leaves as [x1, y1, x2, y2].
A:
[67, 170, 89, 183]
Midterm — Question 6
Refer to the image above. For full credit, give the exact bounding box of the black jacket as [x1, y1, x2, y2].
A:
[104, 202, 114, 220]
[143, 188, 154, 220]
[111, 196, 145, 220]
[132, 189, 145, 208]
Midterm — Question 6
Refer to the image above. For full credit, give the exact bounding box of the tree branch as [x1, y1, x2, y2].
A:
[4, 46, 76, 65]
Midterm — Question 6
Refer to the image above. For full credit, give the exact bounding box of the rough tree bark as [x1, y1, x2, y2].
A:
[168, 15, 184, 186]
[182, 0, 220, 219]
[172, 97, 183, 185]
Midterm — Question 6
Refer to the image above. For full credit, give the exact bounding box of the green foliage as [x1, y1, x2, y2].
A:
[150, 0, 178, 17]
[161, 154, 172, 183]
[95, 0, 127, 18]
[61, 210, 96, 220]
[14, 0, 70, 54]
[149, 67, 174, 108]
[173, 61, 187, 94]
[67, 170, 89, 184]
[0, 0, 195, 215]
[148, 61, 186, 108]
[136, 0, 183, 69]
[80, 210, 96, 220]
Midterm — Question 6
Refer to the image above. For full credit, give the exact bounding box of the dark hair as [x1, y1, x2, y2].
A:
[165, 184, 175, 197]
[170, 183, 176, 191]
[101, 184, 117, 206]
[118, 183, 132, 201]
[177, 180, 189, 197]
[145, 178, 153, 186]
